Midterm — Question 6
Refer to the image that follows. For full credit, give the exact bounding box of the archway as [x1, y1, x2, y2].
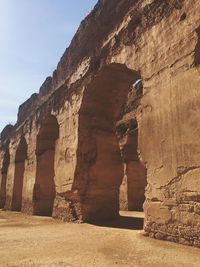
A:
[33, 115, 59, 216]
[74, 63, 147, 222]
[12, 137, 27, 211]
[0, 148, 10, 208]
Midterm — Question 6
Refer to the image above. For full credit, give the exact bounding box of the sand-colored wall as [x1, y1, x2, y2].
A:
[0, 0, 200, 247]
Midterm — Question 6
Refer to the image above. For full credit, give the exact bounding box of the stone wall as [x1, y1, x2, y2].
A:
[0, 0, 200, 247]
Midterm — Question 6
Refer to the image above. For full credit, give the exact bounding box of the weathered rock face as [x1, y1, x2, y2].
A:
[117, 81, 147, 211]
[0, 0, 200, 247]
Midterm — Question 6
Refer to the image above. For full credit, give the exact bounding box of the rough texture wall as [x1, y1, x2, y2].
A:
[117, 81, 147, 211]
[0, 0, 200, 247]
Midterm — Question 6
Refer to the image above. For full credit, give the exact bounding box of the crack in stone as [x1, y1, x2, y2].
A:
[160, 166, 200, 189]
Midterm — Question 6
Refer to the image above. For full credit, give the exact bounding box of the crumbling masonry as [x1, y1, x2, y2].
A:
[0, 0, 200, 247]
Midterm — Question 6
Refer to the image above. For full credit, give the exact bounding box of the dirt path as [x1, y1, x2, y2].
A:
[0, 210, 199, 267]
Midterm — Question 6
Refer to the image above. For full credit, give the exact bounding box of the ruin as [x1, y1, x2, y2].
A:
[0, 0, 200, 248]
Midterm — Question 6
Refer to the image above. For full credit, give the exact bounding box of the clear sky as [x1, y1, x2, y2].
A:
[0, 0, 97, 132]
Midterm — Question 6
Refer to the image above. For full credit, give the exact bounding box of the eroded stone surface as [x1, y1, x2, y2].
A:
[0, 0, 200, 247]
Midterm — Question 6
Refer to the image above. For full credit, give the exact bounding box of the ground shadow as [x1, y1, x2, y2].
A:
[90, 215, 144, 230]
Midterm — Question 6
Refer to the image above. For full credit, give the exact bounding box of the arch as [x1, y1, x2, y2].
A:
[73, 63, 146, 222]
[33, 115, 59, 216]
[0, 148, 10, 208]
[11, 137, 27, 211]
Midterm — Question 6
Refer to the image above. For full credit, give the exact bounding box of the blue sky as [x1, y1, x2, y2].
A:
[0, 0, 97, 132]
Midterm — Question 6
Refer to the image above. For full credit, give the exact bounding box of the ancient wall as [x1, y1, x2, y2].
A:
[0, 0, 200, 247]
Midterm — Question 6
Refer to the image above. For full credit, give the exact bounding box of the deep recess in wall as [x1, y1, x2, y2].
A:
[0, 148, 10, 208]
[12, 137, 28, 211]
[33, 115, 59, 216]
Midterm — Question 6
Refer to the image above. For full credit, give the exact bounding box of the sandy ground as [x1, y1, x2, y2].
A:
[0, 210, 200, 267]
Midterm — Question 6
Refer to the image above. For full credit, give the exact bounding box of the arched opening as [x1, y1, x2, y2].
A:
[0, 148, 10, 208]
[33, 115, 59, 216]
[74, 63, 147, 223]
[11, 137, 27, 211]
